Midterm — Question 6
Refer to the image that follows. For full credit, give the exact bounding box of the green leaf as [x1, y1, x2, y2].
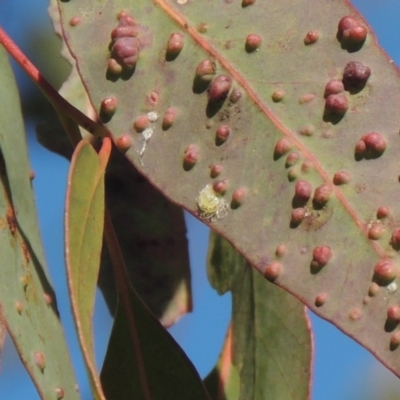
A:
[65, 138, 111, 400]
[58, 0, 400, 376]
[205, 232, 312, 400]
[100, 283, 210, 399]
[0, 45, 79, 399]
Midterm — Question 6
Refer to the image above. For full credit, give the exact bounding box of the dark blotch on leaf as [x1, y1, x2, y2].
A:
[342, 61, 371, 92]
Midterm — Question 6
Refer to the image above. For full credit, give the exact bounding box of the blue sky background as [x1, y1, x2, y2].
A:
[1, 1, 400, 399]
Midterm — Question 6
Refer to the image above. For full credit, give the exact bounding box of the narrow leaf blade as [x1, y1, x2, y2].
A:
[0, 45, 80, 399]
[65, 138, 111, 400]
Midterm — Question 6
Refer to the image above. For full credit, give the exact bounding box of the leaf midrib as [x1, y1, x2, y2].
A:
[155, 0, 384, 260]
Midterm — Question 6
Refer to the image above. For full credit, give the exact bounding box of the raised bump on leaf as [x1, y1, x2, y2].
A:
[208, 75, 232, 103]
[368, 224, 385, 240]
[15, 301, 23, 314]
[275, 244, 287, 257]
[324, 79, 344, 97]
[343, 61, 371, 91]
[311, 246, 332, 272]
[215, 125, 231, 145]
[116, 134, 132, 153]
[285, 151, 300, 167]
[55, 388, 65, 399]
[271, 89, 285, 102]
[274, 138, 292, 159]
[390, 332, 400, 350]
[291, 208, 306, 227]
[231, 187, 247, 209]
[245, 34, 262, 52]
[264, 262, 282, 281]
[210, 164, 223, 178]
[303, 30, 319, 45]
[373, 259, 398, 285]
[349, 308, 362, 321]
[166, 32, 184, 60]
[133, 115, 150, 133]
[162, 107, 177, 130]
[313, 184, 332, 208]
[212, 179, 228, 195]
[333, 170, 351, 185]
[377, 206, 390, 219]
[387, 305, 400, 322]
[315, 293, 328, 307]
[294, 180, 312, 205]
[183, 144, 199, 170]
[33, 351, 46, 372]
[69, 16, 82, 27]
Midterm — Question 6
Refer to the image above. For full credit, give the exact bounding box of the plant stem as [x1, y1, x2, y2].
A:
[0, 26, 109, 140]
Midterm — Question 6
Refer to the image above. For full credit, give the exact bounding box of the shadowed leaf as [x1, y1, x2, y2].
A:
[100, 273, 209, 399]
[0, 45, 79, 399]
[99, 148, 192, 326]
[58, 0, 400, 375]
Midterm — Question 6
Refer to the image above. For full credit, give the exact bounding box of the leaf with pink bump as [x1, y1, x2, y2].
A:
[58, 0, 400, 378]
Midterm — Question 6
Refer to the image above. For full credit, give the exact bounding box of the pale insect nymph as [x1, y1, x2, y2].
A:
[196, 184, 228, 221]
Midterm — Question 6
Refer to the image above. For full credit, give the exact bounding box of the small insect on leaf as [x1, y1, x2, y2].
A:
[196, 184, 228, 221]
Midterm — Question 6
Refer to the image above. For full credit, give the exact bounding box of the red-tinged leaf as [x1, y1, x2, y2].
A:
[65, 137, 111, 400]
[205, 233, 313, 400]
[58, 0, 400, 376]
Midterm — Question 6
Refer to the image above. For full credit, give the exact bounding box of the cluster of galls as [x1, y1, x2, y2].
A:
[323, 16, 371, 121]
[108, 11, 140, 75]
[337, 16, 368, 48]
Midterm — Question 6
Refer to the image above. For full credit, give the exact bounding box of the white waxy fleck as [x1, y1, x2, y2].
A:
[196, 184, 228, 221]
[138, 127, 154, 164]
[147, 111, 158, 122]
[387, 282, 398, 294]
[142, 127, 153, 141]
